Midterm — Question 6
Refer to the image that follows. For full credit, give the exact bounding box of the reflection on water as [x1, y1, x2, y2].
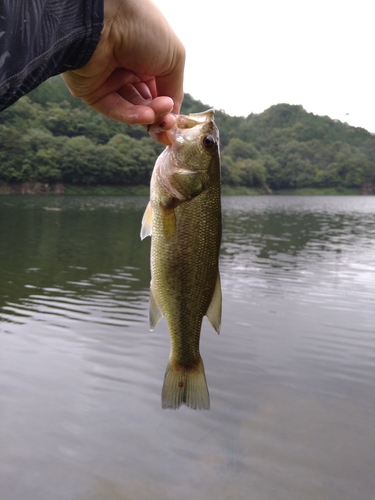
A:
[1, 196, 374, 500]
[1, 269, 148, 329]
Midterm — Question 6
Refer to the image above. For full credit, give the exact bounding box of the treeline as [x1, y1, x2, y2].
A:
[1, 76, 374, 192]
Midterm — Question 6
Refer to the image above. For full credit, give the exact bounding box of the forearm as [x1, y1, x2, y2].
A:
[0, 0, 103, 111]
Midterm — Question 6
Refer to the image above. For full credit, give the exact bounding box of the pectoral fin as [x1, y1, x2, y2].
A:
[161, 204, 177, 241]
[206, 273, 222, 334]
[149, 284, 163, 330]
[140, 202, 152, 240]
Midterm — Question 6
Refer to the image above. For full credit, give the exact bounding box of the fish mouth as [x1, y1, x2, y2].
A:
[166, 109, 216, 144]
[149, 109, 216, 146]
[175, 109, 215, 129]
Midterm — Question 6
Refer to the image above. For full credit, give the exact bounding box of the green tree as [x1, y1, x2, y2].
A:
[223, 138, 258, 160]
[1, 78, 375, 191]
[60, 136, 99, 184]
[237, 158, 267, 187]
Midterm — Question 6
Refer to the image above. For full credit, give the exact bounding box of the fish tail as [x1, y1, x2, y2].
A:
[161, 358, 210, 410]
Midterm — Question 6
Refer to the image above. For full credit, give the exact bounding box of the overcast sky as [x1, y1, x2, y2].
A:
[153, 0, 375, 133]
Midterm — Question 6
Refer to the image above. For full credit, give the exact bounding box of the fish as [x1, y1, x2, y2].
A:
[141, 109, 222, 410]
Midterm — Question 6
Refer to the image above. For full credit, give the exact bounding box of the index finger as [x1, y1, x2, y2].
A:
[155, 44, 185, 114]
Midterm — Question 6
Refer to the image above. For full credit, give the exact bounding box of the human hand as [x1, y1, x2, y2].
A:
[62, 0, 185, 144]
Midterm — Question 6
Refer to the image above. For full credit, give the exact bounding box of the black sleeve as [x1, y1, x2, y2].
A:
[0, 0, 104, 111]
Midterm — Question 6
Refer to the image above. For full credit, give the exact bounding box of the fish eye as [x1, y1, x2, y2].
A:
[202, 135, 216, 150]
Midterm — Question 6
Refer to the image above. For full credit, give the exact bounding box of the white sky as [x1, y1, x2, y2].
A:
[153, 0, 375, 133]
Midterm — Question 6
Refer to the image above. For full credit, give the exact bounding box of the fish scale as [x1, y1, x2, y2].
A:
[141, 110, 222, 410]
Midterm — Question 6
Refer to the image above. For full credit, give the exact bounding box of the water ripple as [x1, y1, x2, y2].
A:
[0, 268, 149, 333]
[1, 196, 375, 500]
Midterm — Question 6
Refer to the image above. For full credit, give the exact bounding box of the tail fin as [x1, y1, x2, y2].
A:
[161, 358, 210, 410]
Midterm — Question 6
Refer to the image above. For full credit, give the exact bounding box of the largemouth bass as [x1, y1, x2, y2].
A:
[141, 109, 222, 410]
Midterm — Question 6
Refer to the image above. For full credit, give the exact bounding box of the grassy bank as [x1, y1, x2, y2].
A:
[0, 182, 365, 196]
[0, 182, 149, 196]
[272, 187, 362, 195]
[63, 185, 150, 196]
[221, 186, 268, 195]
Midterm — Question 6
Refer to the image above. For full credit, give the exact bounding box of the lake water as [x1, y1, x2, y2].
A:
[1, 195, 374, 500]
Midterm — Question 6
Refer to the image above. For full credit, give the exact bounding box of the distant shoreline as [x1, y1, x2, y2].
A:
[0, 182, 368, 196]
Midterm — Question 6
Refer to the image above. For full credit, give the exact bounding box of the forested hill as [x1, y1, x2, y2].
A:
[1, 76, 374, 193]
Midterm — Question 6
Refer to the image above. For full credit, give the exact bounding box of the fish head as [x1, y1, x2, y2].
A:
[167, 109, 220, 177]
[151, 109, 220, 205]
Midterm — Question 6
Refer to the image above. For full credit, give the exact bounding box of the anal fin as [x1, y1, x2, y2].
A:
[206, 273, 222, 334]
[149, 284, 163, 330]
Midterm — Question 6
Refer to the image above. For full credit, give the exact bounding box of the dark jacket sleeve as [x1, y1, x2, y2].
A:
[0, 0, 104, 111]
